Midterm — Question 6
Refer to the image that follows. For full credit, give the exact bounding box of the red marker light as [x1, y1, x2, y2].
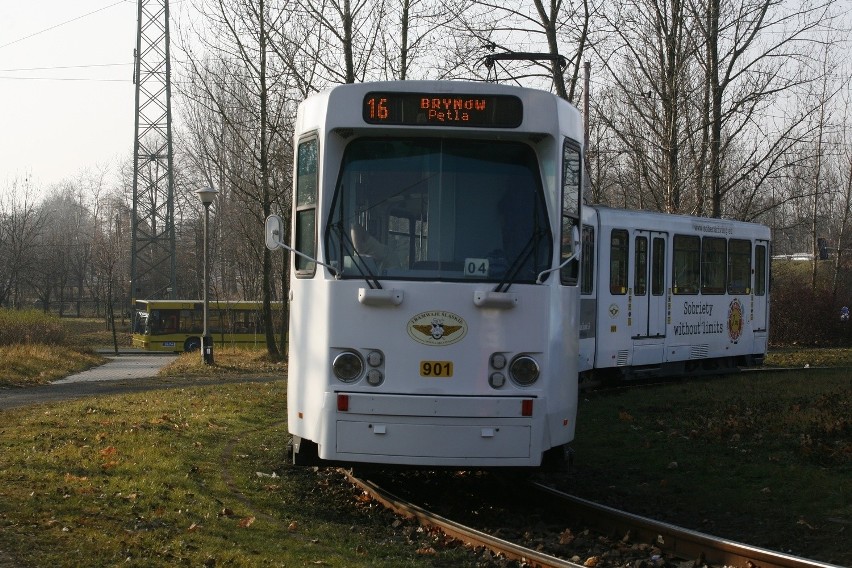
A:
[337, 394, 349, 412]
[521, 399, 533, 417]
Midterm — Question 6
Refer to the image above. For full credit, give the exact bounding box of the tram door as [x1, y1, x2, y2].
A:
[632, 231, 667, 365]
[752, 240, 769, 332]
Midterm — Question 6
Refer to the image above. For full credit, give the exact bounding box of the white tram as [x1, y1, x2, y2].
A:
[578, 205, 771, 382]
[267, 81, 584, 467]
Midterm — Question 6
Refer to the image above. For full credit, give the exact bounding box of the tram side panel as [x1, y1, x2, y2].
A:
[580, 206, 771, 380]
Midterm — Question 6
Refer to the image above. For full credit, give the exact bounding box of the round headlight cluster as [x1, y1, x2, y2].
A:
[332, 351, 363, 382]
[509, 355, 540, 386]
[333, 349, 384, 386]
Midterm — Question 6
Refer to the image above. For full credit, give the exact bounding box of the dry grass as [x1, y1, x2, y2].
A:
[0, 344, 104, 387]
[161, 348, 286, 378]
[0, 382, 481, 567]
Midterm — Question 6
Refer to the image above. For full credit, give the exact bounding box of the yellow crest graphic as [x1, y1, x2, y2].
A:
[407, 311, 468, 346]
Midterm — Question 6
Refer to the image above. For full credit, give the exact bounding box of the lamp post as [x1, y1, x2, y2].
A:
[195, 186, 218, 364]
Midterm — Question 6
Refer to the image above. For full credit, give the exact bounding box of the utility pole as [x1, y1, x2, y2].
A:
[130, 0, 176, 308]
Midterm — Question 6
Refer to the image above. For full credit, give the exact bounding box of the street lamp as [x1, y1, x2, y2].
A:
[195, 186, 218, 364]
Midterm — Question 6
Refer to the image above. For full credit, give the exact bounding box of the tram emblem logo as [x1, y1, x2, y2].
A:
[727, 298, 744, 342]
[407, 311, 467, 346]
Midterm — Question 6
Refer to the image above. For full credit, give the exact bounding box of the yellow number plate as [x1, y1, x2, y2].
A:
[419, 361, 454, 378]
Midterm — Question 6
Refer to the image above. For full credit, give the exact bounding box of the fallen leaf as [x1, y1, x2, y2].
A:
[559, 528, 575, 545]
[64, 473, 89, 483]
[238, 516, 255, 528]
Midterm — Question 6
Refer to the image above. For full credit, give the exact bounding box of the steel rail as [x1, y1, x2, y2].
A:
[344, 471, 583, 568]
[530, 482, 845, 568]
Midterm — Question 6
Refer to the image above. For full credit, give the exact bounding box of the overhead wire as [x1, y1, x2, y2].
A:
[0, 1, 135, 82]
[0, 0, 132, 51]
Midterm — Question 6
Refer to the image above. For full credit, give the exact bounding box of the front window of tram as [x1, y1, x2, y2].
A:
[326, 138, 552, 284]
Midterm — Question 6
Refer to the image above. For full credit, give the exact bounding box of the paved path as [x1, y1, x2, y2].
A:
[0, 354, 279, 411]
[52, 353, 177, 384]
[0, 353, 177, 411]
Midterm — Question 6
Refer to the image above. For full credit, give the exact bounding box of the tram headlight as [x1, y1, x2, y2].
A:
[509, 355, 540, 386]
[490, 353, 507, 370]
[332, 351, 364, 382]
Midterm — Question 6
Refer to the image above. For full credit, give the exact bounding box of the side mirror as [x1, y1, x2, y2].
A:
[264, 214, 340, 278]
[536, 224, 581, 284]
[265, 214, 284, 251]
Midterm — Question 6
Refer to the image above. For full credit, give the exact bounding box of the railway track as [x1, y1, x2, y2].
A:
[344, 470, 845, 568]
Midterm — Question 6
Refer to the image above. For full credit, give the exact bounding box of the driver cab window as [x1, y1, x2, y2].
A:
[560, 139, 581, 285]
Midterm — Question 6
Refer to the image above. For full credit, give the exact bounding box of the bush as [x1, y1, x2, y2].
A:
[0, 309, 68, 347]
[770, 260, 852, 346]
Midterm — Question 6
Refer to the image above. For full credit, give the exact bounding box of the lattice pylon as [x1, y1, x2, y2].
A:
[130, 0, 176, 304]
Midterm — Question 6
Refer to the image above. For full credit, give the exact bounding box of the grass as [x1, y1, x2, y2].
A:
[0, 314, 120, 387]
[0, 382, 481, 567]
[162, 349, 287, 378]
[0, 344, 104, 387]
[764, 346, 852, 368]
[567, 369, 851, 566]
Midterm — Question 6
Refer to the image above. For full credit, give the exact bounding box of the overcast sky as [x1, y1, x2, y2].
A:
[0, 1, 138, 194]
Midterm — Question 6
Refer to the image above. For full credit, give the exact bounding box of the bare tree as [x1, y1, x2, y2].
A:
[377, 0, 448, 80]
[177, 0, 296, 356]
[689, 0, 833, 217]
[593, 0, 699, 213]
[440, 0, 597, 102]
[0, 180, 47, 308]
[280, 0, 386, 88]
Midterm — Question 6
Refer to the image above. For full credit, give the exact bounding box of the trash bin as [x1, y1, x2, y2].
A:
[202, 335, 214, 365]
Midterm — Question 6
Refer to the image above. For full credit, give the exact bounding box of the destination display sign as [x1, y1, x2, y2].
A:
[363, 92, 523, 128]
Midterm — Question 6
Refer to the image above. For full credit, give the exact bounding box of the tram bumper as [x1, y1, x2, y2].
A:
[321, 392, 548, 467]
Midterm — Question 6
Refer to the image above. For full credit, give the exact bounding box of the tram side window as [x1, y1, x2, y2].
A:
[610, 229, 628, 295]
[701, 237, 726, 294]
[728, 239, 752, 294]
[295, 137, 318, 275]
[635, 236, 648, 296]
[560, 139, 582, 285]
[755, 244, 767, 296]
[581, 225, 595, 295]
[673, 235, 699, 294]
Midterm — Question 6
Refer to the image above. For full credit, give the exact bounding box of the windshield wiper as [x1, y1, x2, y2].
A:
[493, 228, 548, 293]
[331, 222, 383, 290]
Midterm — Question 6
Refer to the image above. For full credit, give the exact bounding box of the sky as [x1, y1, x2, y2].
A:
[0, 1, 139, 193]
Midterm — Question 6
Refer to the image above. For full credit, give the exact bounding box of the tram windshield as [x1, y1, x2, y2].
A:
[326, 138, 552, 284]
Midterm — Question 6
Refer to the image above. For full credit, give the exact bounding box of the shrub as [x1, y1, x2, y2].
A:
[770, 260, 852, 346]
[0, 309, 68, 347]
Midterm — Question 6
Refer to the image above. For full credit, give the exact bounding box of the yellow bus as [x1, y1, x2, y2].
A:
[131, 300, 283, 352]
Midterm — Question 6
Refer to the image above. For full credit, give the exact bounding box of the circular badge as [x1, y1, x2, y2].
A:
[728, 298, 744, 342]
[407, 311, 468, 346]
